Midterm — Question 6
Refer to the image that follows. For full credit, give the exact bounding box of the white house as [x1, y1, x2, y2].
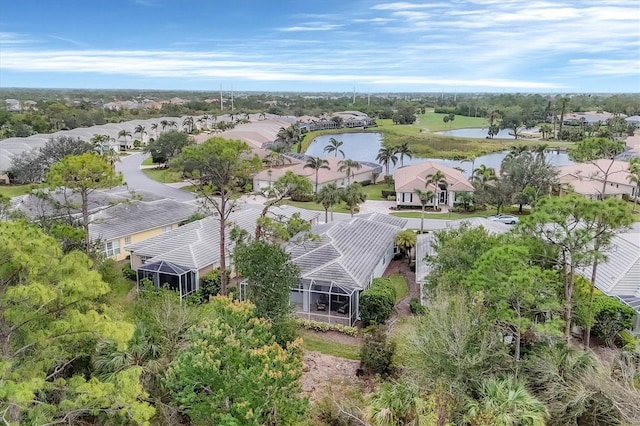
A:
[394, 161, 474, 209]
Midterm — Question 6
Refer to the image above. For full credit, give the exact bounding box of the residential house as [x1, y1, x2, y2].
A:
[576, 227, 640, 330]
[561, 111, 620, 126]
[127, 206, 320, 299]
[394, 161, 474, 209]
[415, 218, 511, 304]
[557, 160, 636, 200]
[253, 156, 380, 193]
[269, 213, 408, 326]
[89, 198, 199, 261]
[626, 116, 640, 127]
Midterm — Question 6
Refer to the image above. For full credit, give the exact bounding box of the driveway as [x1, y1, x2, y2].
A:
[116, 152, 196, 202]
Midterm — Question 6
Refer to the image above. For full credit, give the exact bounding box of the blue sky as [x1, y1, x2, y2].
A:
[0, 0, 638, 93]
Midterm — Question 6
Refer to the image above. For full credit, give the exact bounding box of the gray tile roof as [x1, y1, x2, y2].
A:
[127, 205, 320, 271]
[89, 199, 199, 241]
[287, 214, 408, 290]
[415, 233, 436, 284]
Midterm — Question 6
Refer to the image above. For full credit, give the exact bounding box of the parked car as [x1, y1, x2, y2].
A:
[488, 214, 519, 224]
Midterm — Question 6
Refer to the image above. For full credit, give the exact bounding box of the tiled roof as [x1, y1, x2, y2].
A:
[254, 156, 375, 184]
[395, 161, 474, 193]
[89, 199, 199, 241]
[286, 214, 408, 290]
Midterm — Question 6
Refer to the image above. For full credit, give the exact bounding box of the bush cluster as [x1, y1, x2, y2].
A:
[121, 262, 137, 280]
[291, 193, 314, 202]
[360, 278, 396, 327]
[409, 297, 425, 315]
[295, 319, 359, 337]
[381, 189, 396, 198]
[360, 325, 395, 376]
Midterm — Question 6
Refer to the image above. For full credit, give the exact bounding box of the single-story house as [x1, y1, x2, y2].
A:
[576, 227, 640, 330]
[261, 213, 408, 326]
[253, 156, 380, 193]
[10, 188, 199, 260]
[626, 116, 640, 127]
[127, 205, 320, 299]
[89, 198, 199, 260]
[394, 161, 474, 209]
[415, 218, 511, 304]
[557, 159, 636, 200]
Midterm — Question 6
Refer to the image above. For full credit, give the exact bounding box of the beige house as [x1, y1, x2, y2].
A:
[394, 162, 474, 208]
[253, 156, 379, 193]
[557, 160, 636, 200]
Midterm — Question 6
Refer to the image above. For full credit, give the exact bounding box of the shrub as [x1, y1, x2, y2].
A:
[196, 268, 229, 303]
[409, 297, 425, 315]
[360, 325, 395, 376]
[386, 195, 396, 201]
[121, 262, 137, 281]
[381, 190, 396, 198]
[359, 179, 372, 186]
[96, 258, 121, 284]
[295, 319, 359, 336]
[593, 295, 636, 347]
[360, 278, 396, 326]
[619, 330, 637, 350]
[133, 139, 141, 148]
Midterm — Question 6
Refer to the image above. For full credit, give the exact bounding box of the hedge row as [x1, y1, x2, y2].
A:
[360, 278, 397, 327]
[295, 319, 359, 336]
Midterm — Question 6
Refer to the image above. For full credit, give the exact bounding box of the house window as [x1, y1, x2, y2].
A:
[104, 240, 121, 257]
[124, 236, 132, 245]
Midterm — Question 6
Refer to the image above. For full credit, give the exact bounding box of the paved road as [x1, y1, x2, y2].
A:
[116, 152, 196, 202]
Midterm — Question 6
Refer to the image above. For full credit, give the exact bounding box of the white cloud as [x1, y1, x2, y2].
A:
[278, 23, 343, 32]
[372, 2, 448, 10]
[567, 59, 640, 76]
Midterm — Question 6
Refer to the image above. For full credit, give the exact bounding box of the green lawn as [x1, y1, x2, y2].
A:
[361, 183, 391, 201]
[141, 167, 184, 183]
[104, 275, 136, 321]
[0, 184, 33, 198]
[141, 156, 155, 166]
[300, 330, 361, 360]
[281, 199, 352, 215]
[415, 111, 488, 132]
[387, 274, 408, 302]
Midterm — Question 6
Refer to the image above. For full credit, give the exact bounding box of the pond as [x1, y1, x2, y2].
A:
[305, 132, 572, 177]
[435, 128, 517, 139]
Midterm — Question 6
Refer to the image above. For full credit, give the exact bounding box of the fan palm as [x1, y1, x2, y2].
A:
[160, 120, 169, 132]
[376, 147, 398, 176]
[472, 165, 497, 185]
[314, 182, 342, 223]
[338, 159, 362, 185]
[394, 142, 413, 167]
[182, 116, 194, 133]
[303, 156, 330, 193]
[150, 122, 158, 138]
[465, 377, 548, 426]
[324, 137, 345, 158]
[117, 129, 132, 149]
[395, 230, 417, 265]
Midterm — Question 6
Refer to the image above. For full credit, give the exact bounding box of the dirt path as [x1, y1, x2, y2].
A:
[384, 259, 419, 320]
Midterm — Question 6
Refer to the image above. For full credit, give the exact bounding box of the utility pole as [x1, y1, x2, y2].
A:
[353, 86, 356, 104]
[231, 84, 234, 111]
[220, 84, 224, 111]
[367, 89, 370, 106]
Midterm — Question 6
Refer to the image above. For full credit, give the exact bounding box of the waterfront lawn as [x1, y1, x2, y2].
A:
[361, 183, 387, 201]
[281, 199, 351, 215]
[416, 111, 487, 132]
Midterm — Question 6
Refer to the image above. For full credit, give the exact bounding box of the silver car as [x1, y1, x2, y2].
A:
[488, 214, 519, 224]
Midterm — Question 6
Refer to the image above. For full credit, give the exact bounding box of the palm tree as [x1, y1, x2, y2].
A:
[275, 124, 302, 152]
[394, 142, 413, 167]
[102, 147, 120, 169]
[425, 170, 448, 210]
[472, 164, 497, 186]
[266, 144, 292, 168]
[323, 137, 345, 158]
[182, 116, 194, 133]
[134, 124, 146, 146]
[150, 122, 158, 139]
[628, 158, 640, 213]
[531, 144, 549, 163]
[314, 182, 342, 223]
[376, 147, 398, 176]
[337, 159, 362, 185]
[465, 378, 548, 426]
[168, 120, 178, 130]
[539, 123, 553, 140]
[303, 156, 330, 193]
[414, 188, 434, 233]
[395, 230, 417, 265]
[117, 129, 132, 149]
[341, 182, 366, 217]
[160, 120, 169, 132]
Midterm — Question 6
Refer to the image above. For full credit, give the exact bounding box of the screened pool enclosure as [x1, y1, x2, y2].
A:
[136, 260, 198, 299]
[240, 277, 360, 326]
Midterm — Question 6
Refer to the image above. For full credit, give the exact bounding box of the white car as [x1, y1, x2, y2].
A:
[488, 214, 519, 224]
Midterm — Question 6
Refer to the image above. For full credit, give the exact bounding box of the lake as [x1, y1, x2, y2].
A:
[305, 132, 572, 177]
